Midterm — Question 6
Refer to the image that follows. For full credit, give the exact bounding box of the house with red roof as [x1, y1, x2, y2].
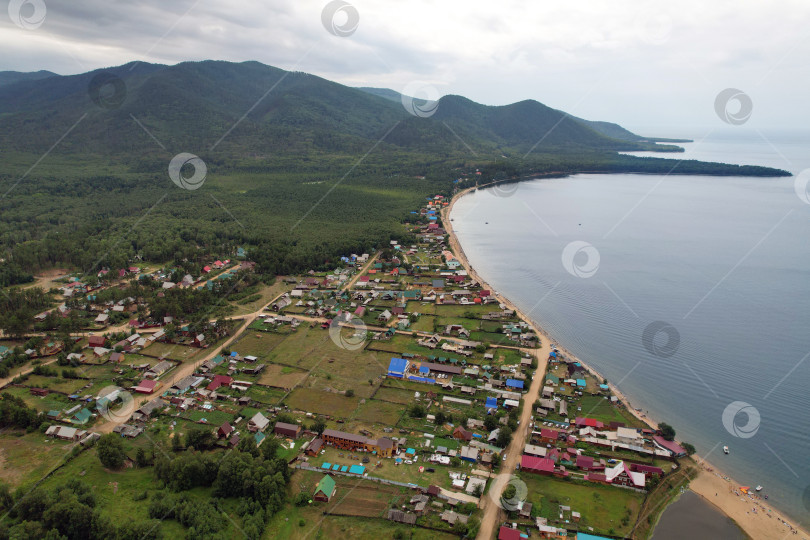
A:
[605, 461, 646, 488]
[652, 436, 687, 457]
[498, 525, 525, 540]
[630, 463, 665, 477]
[133, 379, 158, 394]
[207, 375, 233, 392]
[584, 472, 608, 484]
[520, 455, 555, 475]
[540, 428, 561, 444]
[575, 417, 605, 429]
[87, 336, 106, 348]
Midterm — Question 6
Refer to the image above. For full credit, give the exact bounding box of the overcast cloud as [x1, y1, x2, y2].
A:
[1, 0, 808, 134]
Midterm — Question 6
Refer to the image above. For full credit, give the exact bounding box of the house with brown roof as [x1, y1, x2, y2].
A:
[306, 438, 324, 456]
[216, 423, 234, 439]
[452, 426, 473, 442]
[273, 421, 301, 439]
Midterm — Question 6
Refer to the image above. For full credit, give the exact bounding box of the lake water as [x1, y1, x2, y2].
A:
[451, 129, 810, 529]
[651, 491, 746, 540]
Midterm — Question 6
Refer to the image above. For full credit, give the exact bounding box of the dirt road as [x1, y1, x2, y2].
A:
[476, 345, 548, 539]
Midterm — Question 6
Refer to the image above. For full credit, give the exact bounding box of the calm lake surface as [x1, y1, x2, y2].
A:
[651, 491, 746, 540]
[451, 130, 810, 529]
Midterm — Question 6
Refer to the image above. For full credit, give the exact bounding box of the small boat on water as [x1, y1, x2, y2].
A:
[723, 445, 729, 454]
[756, 485, 763, 492]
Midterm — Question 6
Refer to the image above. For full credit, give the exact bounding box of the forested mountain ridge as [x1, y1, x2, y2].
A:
[0, 60, 678, 158]
[0, 60, 790, 280]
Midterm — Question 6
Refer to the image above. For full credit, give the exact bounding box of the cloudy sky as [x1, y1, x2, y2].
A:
[2, 0, 808, 134]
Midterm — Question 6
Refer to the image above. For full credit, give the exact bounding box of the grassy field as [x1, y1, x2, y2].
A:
[0, 430, 77, 487]
[520, 473, 644, 537]
[185, 409, 234, 425]
[36, 449, 190, 538]
[21, 374, 88, 394]
[578, 395, 646, 428]
[141, 342, 202, 362]
[286, 388, 360, 418]
[410, 314, 436, 332]
[353, 399, 405, 425]
[246, 384, 287, 405]
[122, 354, 167, 368]
[266, 469, 456, 540]
[228, 280, 292, 316]
[374, 386, 415, 405]
[3, 385, 72, 412]
[258, 364, 309, 390]
[230, 331, 288, 359]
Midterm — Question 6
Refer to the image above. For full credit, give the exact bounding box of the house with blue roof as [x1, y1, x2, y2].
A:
[505, 379, 524, 390]
[576, 379, 587, 388]
[388, 357, 408, 378]
[485, 397, 498, 409]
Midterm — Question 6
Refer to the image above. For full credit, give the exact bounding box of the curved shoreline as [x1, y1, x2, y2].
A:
[442, 181, 809, 540]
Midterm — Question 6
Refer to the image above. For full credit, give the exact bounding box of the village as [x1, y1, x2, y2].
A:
[0, 194, 699, 540]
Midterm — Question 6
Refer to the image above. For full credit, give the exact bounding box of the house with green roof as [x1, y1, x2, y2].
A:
[314, 474, 336, 502]
[254, 432, 265, 447]
[72, 408, 92, 425]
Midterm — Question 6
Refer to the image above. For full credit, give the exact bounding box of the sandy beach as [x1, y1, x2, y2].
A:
[442, 183, 809, 540]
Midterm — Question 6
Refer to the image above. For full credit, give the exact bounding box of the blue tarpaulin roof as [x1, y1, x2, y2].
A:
[505, 379, 524, 389]
[408, 376, 435, 384]
[321, 462, 332, 469]
[577, 534, 613, 540]
[349, 464, 365, 474]
[419, 366, 429, 374]
[485, 397, 498, 408]
[576, 379, 587, 387]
